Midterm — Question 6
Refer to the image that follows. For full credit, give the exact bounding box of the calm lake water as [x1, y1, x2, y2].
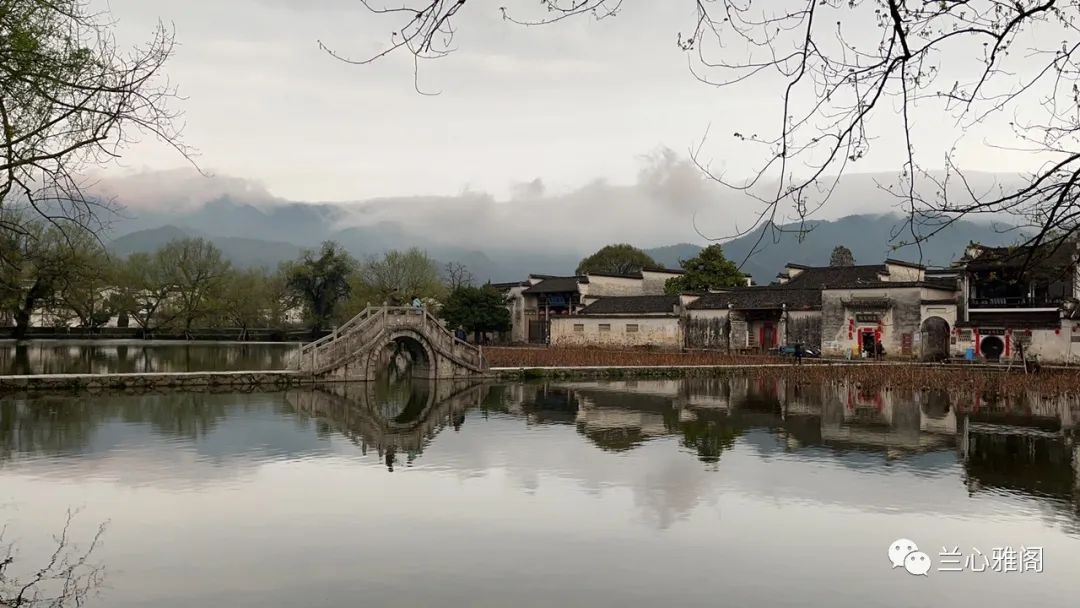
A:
[0, 340, 300, 374]
[2, 367, 1080, 605]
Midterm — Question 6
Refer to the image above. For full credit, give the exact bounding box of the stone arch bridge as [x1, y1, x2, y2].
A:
[296, 307, 489, 381]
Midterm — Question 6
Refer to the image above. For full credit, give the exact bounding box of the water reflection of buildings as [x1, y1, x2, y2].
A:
[507, 377, 1080, 513]
[285, 380, 490, 471]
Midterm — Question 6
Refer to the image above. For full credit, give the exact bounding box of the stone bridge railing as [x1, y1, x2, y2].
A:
[296, 307, 486, 376]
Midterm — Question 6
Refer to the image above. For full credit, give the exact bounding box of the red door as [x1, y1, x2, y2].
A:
[760, 322, 777, 351]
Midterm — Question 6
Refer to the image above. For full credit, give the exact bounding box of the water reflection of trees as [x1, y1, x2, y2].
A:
[677, 410, 741, 463]
[0, 342, 297, 375]
[0, 392, 235, 460]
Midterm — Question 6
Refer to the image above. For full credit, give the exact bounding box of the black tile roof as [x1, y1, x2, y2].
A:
[783, 265, 886, 288]
[585, 271, 644, 279]
[584, 269, 685, 280]
[884, 258, 926, 269]
[818, 279, 956, 290]
[964, 243, 1077, 277]
[579, 295, 681, 315]
[687, 287, 822, 311]
[522, 276, 584, 294]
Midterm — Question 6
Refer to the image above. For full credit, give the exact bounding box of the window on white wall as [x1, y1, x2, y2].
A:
[599, 324, 611, 332]
[573, 324, 584, 332]
[626, 324, 639, 333]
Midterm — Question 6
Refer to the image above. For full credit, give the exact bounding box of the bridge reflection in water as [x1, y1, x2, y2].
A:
[286, 379, 490, 471]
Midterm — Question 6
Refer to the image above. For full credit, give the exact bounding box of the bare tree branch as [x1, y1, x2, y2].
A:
[1, 0, 193, 238]
[341, 0, 1080, 269]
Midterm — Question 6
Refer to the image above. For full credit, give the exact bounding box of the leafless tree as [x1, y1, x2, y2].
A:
[442, 261, 474, 290]
[1, 0, 190, 240]
[336, 0, 1080, 269]
[1, 510, 106, 607]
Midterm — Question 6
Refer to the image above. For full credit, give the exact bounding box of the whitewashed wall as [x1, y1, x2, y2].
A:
[550, 316, 682, 349]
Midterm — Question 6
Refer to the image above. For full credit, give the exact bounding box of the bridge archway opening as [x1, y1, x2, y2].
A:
[373, 333, 434, 380]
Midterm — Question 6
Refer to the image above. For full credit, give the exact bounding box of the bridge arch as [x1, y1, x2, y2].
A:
[366, 328, 438, 381]
[298, 307, 488, 381]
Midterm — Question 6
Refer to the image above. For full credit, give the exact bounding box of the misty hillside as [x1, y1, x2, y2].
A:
[644, 244, 703, 269]
[100, 167, 1032, 281]
[110, 226, 303, 270]
[108, 223, 581, 278]
[720, 214, 1020, 282]
[110, 209, 1021, 283]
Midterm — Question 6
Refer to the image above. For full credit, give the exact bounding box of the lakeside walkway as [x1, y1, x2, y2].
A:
[2, 359, 1065, 393]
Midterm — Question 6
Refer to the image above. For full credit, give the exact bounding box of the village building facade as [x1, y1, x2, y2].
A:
[501, 270, 684, 344]
[951, 243, 1080, 362]
[535, 259, 964, 359]
[504, 245, 1080, 363]
[683, 287, 822, 353]
[549, 295, 688, 349]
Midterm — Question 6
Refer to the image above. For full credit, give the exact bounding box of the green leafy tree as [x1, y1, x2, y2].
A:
[664, 244, 744, 294]
[576, 244, 661, 276]
[440, 285, 511, 342]
[360, 248, 445, 304]
[264, 267, 298, 328]
[218, 268, 268, 339]
[160, 238, 231, 336]
[335, 272, 380, 325]
[112, 252, 177, 333]
[829, 245, 855, 267]
[0, 220, 99, 338]
[56, 238, 116, 329]
[285, 241, 356, 332]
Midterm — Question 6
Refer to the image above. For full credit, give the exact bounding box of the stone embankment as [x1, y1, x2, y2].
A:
[0, 370, 308, 393]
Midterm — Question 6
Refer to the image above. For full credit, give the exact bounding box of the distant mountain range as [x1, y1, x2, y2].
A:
[106, 197, 1020, 283]
[646, 214, 1020, 283]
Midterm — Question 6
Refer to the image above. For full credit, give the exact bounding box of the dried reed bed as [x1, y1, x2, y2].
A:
[483, 346, 782, 368]
[746, 365, 1080, 396]
[484, 347, 1080, 397]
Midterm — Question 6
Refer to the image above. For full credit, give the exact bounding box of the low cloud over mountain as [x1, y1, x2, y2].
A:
[96, 157, 1026, 282]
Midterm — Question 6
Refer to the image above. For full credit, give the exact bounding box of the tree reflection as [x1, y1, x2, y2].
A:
[0, 392, 234, 461]
[677, 412, 741, 464]
[0, 342, 297, 374]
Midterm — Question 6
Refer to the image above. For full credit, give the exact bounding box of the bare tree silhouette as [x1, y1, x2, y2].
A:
[333, 0, 1080, 269]
[1, 0, 192, 240]
[1, 510, 107, 607]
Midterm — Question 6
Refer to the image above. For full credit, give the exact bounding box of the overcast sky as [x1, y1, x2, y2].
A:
[91, 0, 1042, 215]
